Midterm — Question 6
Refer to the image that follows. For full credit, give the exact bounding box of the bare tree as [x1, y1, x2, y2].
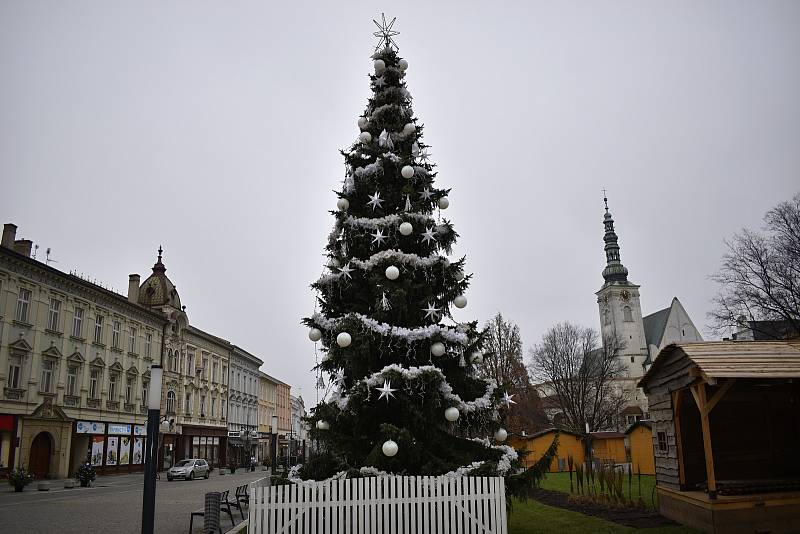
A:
[478, 313, 547, 433]
[529, 322, 628, 433]
[709, 193, 800, 338]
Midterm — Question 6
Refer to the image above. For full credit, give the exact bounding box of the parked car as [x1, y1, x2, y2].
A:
[167, 458, 210, 481]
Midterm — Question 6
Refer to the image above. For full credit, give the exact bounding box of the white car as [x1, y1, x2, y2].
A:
[167, 458, 210, 481]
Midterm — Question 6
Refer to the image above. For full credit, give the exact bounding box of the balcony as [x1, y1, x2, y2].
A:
[3, 388, 25, 401]
[64, 395, 81, 407]
[87, 398, 101, 409]
[123, 403, 135, 413]
[106, 400, 120, 410]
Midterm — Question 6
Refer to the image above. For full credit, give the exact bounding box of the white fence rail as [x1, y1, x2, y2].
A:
[249, 475, 507, 534]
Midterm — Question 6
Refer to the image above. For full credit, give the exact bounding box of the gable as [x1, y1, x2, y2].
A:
[109, 361, 124, 372]
[42, 345, 63, 359]
[68, 351, 85, 363]
[90, 356, 106, 367]
[8, 338, 33, 352]
[642, 307, 670, 348]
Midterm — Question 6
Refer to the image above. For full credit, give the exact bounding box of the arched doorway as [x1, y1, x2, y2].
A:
[29, 432, 52, 479]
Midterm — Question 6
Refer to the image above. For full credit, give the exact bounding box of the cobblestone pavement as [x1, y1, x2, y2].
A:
[0, 469, 268, 533]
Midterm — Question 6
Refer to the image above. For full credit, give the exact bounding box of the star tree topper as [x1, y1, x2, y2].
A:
[372, 13, 399, 52]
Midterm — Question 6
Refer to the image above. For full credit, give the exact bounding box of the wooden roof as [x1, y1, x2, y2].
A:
[639, 341, 800, 389]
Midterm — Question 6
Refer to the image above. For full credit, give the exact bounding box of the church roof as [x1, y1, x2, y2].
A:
[642, 306, 671, 348]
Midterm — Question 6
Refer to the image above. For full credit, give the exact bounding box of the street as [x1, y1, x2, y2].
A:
[0, 469, 267, 533]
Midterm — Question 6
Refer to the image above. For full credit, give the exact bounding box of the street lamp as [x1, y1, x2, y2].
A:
[141, 365, 163, 534]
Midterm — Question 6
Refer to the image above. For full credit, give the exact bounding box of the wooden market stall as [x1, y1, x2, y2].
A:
[508, 428, 584, 472]
[638, 341, 800, 533]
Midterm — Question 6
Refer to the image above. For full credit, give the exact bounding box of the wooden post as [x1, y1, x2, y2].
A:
[690, 383, 717, 500]
[672, 390, 686, 489]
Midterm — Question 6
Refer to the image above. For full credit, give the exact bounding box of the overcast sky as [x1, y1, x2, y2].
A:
[2, 1, 798, 406]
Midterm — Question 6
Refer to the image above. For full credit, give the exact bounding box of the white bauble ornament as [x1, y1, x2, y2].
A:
[336, 332, 352, 348]
[399, 222, 413, 236]
[337, 198, 349, 211]
[374, 59, 386, 73]
[470, 351, 484, 364]
[430, 342, 446, 357]
[444, 407, 460, 422]
[398, 59, 409, 71]
[402, 123, 416, 135]
[454, 270, 465, 281]
[494, 428, 508, 442]
[316, 420, 329, 430]
[385, 265, 400, 280]
[401, 165, 415, 179]
[359, 131, 372, 144]
[438, 197, 450, 210]
[453, 295, 467, 309]
[382, 439, 398, 457]
[308, 328, 322, 342]
[358, 117, 368, 130]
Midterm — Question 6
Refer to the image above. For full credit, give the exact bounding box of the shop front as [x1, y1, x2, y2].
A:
[180, 425, 226, 469]
[72, 420, 148, 475]
[227, 430, 259, 468]
[0, 414, 19, 478]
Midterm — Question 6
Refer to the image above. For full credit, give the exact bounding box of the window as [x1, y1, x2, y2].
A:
[186, 351, 194, 375]
[211, 397, 216, 418]
[631, 356, 635, 363]
[212, 362, 218, 383]
[109, 374, 118, 400]
[94, 315, 104, 343]
[40, 360, 54, 393]
[125, 377, 133, 404]
[15, 287, 31, 323]
[47, 298, 61, 331]
[112, 320, 121, 349]
[8, 356, 22, 389]
[89, 369, 100, 399]
[142, 380, 149, 406]
[72, 307, 84, 338]
[623, 306, 633, 322]
[202, 357, 208, 379]
[166, 390, 175, 413]
[185, 391, 192, 415]
[222, 365, 227, 385]
[657, 431, 667, 452]
[221, 400, 226, 419]
[67, 365, 78, 396]
[145, 333, 152, 358]
[128, 327, 137, 353]
[200, 395, 206, 416]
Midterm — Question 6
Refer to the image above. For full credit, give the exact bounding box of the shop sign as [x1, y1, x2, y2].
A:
[108, 424, 131, 435]
[228, 431, 241, 438]
[134, 425, 147, 436]
[77, 421, 106, 434]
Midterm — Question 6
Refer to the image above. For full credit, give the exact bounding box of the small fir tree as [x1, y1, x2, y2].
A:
[301, 19, 520, 481]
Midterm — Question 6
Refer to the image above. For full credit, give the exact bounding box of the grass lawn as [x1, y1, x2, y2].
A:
[539, 471, 659, 510]
[508, 498, 698, 534]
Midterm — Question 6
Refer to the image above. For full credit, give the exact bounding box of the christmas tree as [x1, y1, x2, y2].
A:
[300, 16, 551, 483]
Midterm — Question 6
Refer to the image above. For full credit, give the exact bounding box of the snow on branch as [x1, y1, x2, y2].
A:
[312, 312, 469, 344]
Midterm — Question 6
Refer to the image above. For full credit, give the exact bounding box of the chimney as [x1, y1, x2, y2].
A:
[1, 223, 17, 248]
[128, 274, 141, 303]
[13, 239, 33, 257]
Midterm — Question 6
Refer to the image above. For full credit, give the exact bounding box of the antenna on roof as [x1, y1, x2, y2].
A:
[46, 248, 59, 266]
[32, 244, 39, 260]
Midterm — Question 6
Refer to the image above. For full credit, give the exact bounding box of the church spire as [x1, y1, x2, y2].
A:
[601, 193, 629, 283]
[152, 245, 166, 274]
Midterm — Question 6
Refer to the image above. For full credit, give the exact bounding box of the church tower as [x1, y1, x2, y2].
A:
[595, 196, 648, 378]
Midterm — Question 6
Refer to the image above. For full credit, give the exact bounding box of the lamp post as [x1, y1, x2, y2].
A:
[271, 414, 278, 472]
[142, 365, 163, 534]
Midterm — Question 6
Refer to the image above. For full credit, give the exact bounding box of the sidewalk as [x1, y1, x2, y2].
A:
[1, 470, 144, 494]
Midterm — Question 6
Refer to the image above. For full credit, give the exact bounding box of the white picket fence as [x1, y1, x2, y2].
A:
[248, 475, 508, 534]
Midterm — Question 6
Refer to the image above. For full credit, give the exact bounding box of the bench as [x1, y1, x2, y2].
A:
[225, 486, 246, 521]
[188, 490, 235, 533]
[235, 483, 249, 509]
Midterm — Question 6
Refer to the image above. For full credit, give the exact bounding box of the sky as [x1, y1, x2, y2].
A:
[1, 1, 798, 407]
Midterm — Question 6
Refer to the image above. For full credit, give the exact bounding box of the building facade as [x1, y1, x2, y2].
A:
[0, 224, 166, 478]
[227, 345, 262, 466]
[257, 371, 279, 462]
[133, 249, 231, 469]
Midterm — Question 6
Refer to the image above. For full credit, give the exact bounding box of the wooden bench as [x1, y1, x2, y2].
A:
[235, 483, 249, 510]
[188, 490, 235, 533]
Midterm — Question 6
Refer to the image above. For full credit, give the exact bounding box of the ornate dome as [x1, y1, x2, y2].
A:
[138, 246, 182, 309]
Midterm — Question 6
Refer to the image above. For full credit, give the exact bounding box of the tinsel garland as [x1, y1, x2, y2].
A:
[311, 312, 469, 344]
